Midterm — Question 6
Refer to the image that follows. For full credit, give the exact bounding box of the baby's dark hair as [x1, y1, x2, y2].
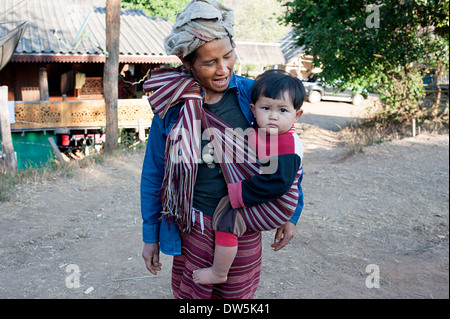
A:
[251, 69, 306, 110]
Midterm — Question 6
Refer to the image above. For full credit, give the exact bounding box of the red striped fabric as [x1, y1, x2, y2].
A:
[144, 67, 202, 232]
[172, 209, 262, 299]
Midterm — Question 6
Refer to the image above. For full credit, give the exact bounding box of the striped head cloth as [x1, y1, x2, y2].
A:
[164, 0, 234, 58]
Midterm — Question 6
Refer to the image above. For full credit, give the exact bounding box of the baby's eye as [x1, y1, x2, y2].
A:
[280, 108, 287, 113]
[263, 107, 270, 111]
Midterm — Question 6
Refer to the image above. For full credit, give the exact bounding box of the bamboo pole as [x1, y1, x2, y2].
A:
[138, 118, 145, 142]
[48, 137, 66, 165]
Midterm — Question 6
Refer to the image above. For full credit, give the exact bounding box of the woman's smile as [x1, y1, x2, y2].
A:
[213, 77, 229, 87]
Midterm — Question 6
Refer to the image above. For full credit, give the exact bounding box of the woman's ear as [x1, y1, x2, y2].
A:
[179, 56, 191, 70]
[250, 103, 256, 116]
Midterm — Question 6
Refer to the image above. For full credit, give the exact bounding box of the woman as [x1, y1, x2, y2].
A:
[140, 0, 303, 299]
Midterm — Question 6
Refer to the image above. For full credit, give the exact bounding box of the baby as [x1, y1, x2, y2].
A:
[193, 69, 305, 285]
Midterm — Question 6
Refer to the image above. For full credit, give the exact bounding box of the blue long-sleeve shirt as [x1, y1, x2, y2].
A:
[140, 72, 304, 255]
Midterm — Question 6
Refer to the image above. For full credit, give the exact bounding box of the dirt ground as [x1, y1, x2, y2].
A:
[0, 100, 448, 299]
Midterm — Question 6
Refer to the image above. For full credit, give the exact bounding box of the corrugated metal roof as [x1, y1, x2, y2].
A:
[279, 30, 305, 64]
[0, 0, 179, 63]
[235, 41, 285, 66]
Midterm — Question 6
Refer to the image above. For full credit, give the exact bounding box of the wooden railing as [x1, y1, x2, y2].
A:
[422, 86, 449, 110]
[10, 98, 154, 131]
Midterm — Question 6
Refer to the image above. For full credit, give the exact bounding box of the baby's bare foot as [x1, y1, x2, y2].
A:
[193, 267, 227, 285]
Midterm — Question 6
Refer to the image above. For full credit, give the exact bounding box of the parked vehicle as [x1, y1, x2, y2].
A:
[301, 73, 365, 106]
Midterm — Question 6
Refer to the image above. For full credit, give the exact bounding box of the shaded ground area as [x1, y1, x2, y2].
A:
[300, 99, 373, 131]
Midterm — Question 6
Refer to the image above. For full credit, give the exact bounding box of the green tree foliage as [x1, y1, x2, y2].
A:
[281, 0, 449, 122]
[225, 0, 289, 42]
[122, 0, 288, 43]
[121, 0, 191, 22]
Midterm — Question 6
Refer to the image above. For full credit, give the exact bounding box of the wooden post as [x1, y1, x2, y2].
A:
[412, 118, 416, 137]
[0, 86, 18, 174]
[48, 137, 66, 165]
[39, 66, 50, 101]
[103, 0, 121, 153]
[138, 118, 145, 142]
[61, 100, 71, 127]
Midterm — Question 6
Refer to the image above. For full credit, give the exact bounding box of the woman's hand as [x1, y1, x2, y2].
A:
[142, 242, 162, 275]
[271, 221, 296, 251]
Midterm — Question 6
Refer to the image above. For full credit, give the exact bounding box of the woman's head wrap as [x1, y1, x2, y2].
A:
[164, 0, 234, 58]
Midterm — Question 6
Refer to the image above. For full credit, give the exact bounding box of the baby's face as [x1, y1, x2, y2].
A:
[250, 92, 303, 135]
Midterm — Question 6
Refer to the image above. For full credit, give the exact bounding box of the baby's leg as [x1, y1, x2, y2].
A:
[192, 196, 244, 285]
[193, 242, 238, 285]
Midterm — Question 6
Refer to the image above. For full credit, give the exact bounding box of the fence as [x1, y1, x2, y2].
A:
[10, 98, 154, 131]
[422, 85, 449, 111]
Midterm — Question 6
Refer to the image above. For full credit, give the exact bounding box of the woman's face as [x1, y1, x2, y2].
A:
[181, 37, 236, 96]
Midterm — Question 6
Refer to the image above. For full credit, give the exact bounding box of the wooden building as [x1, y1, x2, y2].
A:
[0, 0, 179, 134]
[279, 30, 319, 79]
[0, 0, 180, 167]
[233, 33, 319, 80]
[234, 41, 286, 77]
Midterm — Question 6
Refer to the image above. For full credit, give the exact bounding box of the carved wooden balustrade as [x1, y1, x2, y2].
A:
[11, 99, 154, 131]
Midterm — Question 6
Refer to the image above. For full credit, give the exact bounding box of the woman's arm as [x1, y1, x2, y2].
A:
[140, 115, 166, 243]
[289, 174, 304, 225]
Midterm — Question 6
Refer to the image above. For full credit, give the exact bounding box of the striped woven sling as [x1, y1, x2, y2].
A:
[143, 67, 300, 233]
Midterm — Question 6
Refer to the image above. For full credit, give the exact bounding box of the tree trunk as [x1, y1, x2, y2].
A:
[103, 0, 121, 153]
[433, 64, 443, 111]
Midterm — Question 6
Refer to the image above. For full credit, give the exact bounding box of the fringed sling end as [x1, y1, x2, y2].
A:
[144, 67, 202, 233]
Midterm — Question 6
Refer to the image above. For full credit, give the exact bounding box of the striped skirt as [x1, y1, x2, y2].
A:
[172, 209, 262, 299]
